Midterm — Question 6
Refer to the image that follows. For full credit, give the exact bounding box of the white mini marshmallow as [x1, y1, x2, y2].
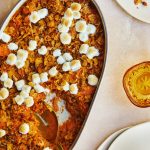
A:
[57, 56, 66, 64]
[70, 60, 81, 72]
[19, 123, 30, 135]
[15, 80, 25, 91]
[6, 53, 17, 65]
[29, 11, 40, 24]
[88, 74, 98, 86]
[53, 49, 62, 57]
[0, 72, 8, 82]
[22, 85, 32, 93]
[60, 33, 72, 45]
[0, 88, 9, 100]
[79, 32, 89, 42]
[24, 96, 34, 107]
[79, 44, 89, 54]
[14, 95, 24, 105]
[40, 72, 48, 83]
[86, 46, 100, 59]
[8, 42, 18, 50]
[62, 82, 70, 91]
[64, 8, 73, 19]
[38, 46, 48, 55]
[28, 40, 37, 51]
[34, 84, 45, 93]
[16, 60, 25, 69]
[61, 17, 72, 28]
[58, 24, 69, 33]
[73, 11, 81, 20]
[32, 73, 41, 84]
[71, 2, 81, 12]
[86, 24, 96, 34]
[4, 78, 13, 89]
[20, 90, 29, 98]
[63, 53, 73, 61]
[62, 62, 71, 72]
[17, 49, 28, 61]
[70, 84, 78, 95]
[49, 67, 58, 77]
[1, 32, 11, 43]
[37, 8, 48, 19]
[0, 129, 6, 138]
[75, 20, 87, 33]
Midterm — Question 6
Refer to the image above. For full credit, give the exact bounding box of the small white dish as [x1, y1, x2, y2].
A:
[97, 127, 129, 150]
[116, 0, 150, 23]
[108, 122, 150, 150]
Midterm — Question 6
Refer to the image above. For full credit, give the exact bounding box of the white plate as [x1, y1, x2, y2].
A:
[97, 127, 129, 150]
[116, 0, 150, 23]
[108, 122, 150, 150]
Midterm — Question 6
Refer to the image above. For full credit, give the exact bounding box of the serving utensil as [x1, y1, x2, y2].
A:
[35, 103, 58, 141]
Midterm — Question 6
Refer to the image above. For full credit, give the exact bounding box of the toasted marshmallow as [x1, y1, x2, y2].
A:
[37, 8, 48, 19]
[38, 46, 48, 55]
[79, 44, 89, 54]
[40, 72, 48, 83]
[34, 84, 45, 93]
[0, 129, 6, 138]
[88, 75, 98, 86]
[75, 20, 87, 33]
[19, 123, 30, 135]
[86, 24, 96, 35]
[14, 95, 24, 105]
[8, 42, 18, 50]
[0, 88, 9, 100]
[24, 96, 34, 107]
[62, 17, 72, 28]
[70, 84, 78, 95]
[58, 24, 69, 33]
[28, 40, 37, 51]
[62, 62, 71, 72]
[60, 33, 72, 45]
[29, 11, 40, 24]
[20, 90, 29, 98]
[79, 32, 89, 42]
[15, 80, 25, 91]
[63, 53, 73, 61]
[71, 3, 81, 12]
[17, 49, 28, 61]
[62, 82, 70, 91]
[57, 56, 66, 64]
[32, 73, 41, 84]
[6, 53, 17, 65]
[1, 32, 11, 43]
[53, 49, 62, 57]
[71, 60, 81, 72]
[43, 147, 52, 150]
[4, 78, 13, 89]
[73, 11, 81, 20]
[0, 72, 8, 82]
[49, 67, 58, 77]
[16, 60, 25, 69]
[22, 85, 31, 93]
[64, 8, 73, 19]
[86, 46, 100, 59]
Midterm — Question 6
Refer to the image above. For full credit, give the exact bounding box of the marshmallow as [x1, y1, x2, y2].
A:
[14, 95, 24, 105]
[19, 123, 30, 134]
[53, 49, 62, 57]
[70, 84, 78, 95]
[4, 78, 13, 89]
[0, 88, 9, 100]
[6, 53, 17, 65]
[28, 40, 37, 51]
[49, 67, 58, 77]
[38, 46, 48, 55]
[24, 96, 34, 107]
[88, 74, 98, 86]
[70, 60, 81, 72]
[60, 33, 72, 45]
[0, 72, 8, 82]
[8, 42, 18, 50]
[29, 11, 40, 24]
[15, 80, 25, 91]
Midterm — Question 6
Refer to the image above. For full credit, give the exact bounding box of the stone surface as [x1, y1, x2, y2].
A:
[0, 1, 150, 150]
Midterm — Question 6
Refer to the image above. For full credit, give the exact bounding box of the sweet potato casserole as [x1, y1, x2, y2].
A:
[0, 0, 105, 149]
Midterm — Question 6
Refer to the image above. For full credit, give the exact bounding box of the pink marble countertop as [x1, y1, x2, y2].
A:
[1, 1, 150, 150]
